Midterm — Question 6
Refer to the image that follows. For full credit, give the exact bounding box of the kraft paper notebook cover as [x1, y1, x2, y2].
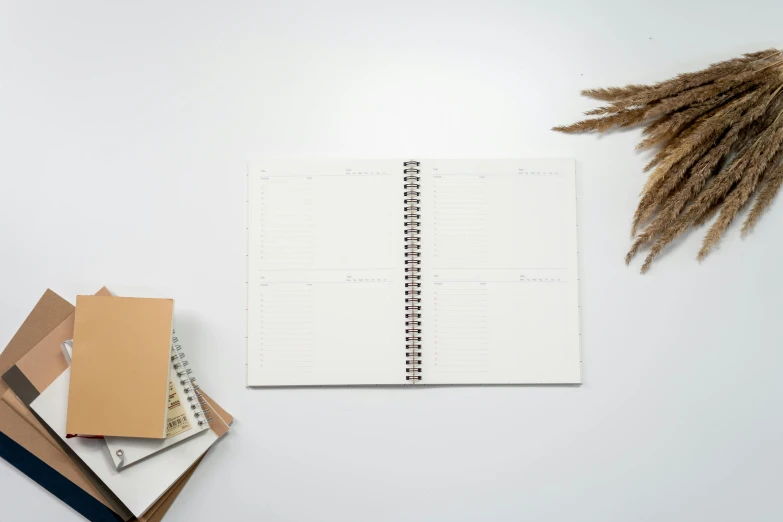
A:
[101, 331, 213, 469]
[68, 296, 174, 438]
[3, 389, 60, 447]
[135, 456, 203, 522]
[0, 290, 73, 393]
[1, 288, 133, 519]
[0, 430, 122, 522]
[0, 290, 124, 519]
[246, 159, 582, 386]
[0, 289, 201, 522]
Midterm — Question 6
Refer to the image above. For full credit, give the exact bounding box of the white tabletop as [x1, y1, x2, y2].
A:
[2, 1, 783, 521]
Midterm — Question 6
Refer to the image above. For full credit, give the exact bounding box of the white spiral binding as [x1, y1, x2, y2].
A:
[171, 330, 212, 427]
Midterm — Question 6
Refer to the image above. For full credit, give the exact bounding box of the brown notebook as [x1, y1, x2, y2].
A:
[68, 296, 174, 438]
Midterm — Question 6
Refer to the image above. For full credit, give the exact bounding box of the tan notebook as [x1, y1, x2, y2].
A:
[67, 296, 174, 438]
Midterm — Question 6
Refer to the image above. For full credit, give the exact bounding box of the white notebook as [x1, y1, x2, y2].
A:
[31, 368, 219, 517]
[246, 159, 581, 386]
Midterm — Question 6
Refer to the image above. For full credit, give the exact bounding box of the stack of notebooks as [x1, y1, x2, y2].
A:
[0, 287, 232, 521]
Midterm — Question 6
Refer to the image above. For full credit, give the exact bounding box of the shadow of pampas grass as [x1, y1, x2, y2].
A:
[555, 49, 783, 272]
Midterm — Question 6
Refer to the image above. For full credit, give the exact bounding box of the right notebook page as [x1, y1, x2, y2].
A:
[418, 159, 581, 384]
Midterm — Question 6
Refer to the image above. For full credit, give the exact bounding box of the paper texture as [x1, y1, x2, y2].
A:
[103, 357, 210, 469]
[0, 428, 121, 522]
[7, 288, 112, 404]
[246, 159, 582, 386]
[16, 315, 75, 394]
[418, 159, 581, 384]
[136, 456, 203, 522]
[198, 389, 234, 434]
[68, 296, 174, 438]
[2, 389, 59, 448]
[0, 290, 74, 393]
[0, 289, 124, 516]
[165, 381, 192, 437]
[32, 367, 220, 517]
[246, 160, 407, 386]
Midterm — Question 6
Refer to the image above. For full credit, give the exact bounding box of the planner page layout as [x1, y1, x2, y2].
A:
[418, 159, 581, 384]
[246, 160, 406, 386]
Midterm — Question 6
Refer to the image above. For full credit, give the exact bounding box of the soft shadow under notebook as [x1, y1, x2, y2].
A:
[246, 159, 582, 386]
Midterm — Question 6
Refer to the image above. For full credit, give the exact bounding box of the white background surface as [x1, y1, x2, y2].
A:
[1, 1, 783, 521]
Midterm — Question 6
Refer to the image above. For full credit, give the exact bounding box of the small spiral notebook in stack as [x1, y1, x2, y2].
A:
[246, 159, 581, 386]
[103, 332, 213, 469]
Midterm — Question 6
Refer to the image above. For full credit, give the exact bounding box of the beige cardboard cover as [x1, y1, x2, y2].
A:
[68, 296, 174, 438]
[0, 290, 73, 395]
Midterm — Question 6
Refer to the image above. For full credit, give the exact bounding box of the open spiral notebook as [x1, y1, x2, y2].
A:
[246, 159, 581, 386]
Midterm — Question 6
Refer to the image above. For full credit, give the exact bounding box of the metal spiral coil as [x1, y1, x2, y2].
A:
[404, 160, 422, 381]
[171, 331, 213, 426]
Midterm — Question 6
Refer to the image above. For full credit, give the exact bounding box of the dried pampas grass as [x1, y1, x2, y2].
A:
[555, 49, 783, 272]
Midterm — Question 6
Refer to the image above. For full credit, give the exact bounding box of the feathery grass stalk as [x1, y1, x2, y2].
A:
[555, 49, 783, 272]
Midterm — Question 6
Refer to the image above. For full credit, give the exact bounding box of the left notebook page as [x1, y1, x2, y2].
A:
[246, 160, 406, 386]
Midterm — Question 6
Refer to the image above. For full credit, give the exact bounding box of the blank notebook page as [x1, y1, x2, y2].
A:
[418, 159, 581, 384]
[246, 160, 406, 386]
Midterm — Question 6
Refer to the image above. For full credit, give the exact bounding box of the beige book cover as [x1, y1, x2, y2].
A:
[67, 296, 174, 438]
